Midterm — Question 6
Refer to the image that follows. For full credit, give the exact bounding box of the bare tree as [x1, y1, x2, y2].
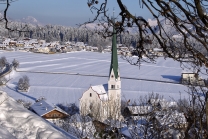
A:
[84, 0, 208, 69]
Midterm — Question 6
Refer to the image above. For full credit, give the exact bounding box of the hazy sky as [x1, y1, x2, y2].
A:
[0, 0, 153, 26]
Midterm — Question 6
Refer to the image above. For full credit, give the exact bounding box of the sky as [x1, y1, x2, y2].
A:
[0, 0, 153, 26]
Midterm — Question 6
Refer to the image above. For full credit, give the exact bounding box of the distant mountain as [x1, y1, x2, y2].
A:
[80, 19, 161, 34]
[16, 16, 43, 26]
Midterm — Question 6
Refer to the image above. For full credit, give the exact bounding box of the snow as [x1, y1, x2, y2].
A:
[0, 51, 191, 106]
[0, 91, 72, 139]
[127, 105, 152, 115]
[30, 100, 68, 117]
[0, 125, 16, 139]
[91, 84, 108, 95]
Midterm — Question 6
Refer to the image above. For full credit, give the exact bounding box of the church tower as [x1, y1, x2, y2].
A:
[108, 20, 121, 118]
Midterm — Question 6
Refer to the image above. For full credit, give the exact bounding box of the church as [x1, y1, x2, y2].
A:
[79, 24, 122, 121]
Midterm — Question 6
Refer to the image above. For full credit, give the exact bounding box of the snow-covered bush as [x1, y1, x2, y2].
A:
[0, 77, 7, 85]
[12, 59, 19, 70]
[0, 56, 7, 69]
[16, 99, 32, 109]
[17, 75, 30, 91]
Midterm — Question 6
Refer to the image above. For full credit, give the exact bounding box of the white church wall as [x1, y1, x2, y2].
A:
[80, 87, 102, 116]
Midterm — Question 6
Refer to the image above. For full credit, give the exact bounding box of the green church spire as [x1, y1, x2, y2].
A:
[109, 21, 119, 79]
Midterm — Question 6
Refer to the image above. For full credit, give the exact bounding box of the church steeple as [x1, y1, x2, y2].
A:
[109, 19, 119, 79]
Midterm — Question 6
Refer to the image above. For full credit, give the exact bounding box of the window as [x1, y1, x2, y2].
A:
[90, 93, 92, 97]
[111, 85, 115, 89]
[111, 75, 114, 78]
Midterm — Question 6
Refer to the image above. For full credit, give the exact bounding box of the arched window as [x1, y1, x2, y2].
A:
[90, 93, 92, 97]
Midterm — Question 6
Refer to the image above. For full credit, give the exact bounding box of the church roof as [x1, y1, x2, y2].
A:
[91, 84, 108, 95]
[91, 84, 108, 101]
[109, 23, 119, 79]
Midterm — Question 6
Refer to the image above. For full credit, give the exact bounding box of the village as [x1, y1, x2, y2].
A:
[0, 33, 207, 138]
[0, 36, 184, 57]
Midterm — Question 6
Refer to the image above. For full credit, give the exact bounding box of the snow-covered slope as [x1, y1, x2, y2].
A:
[0, 91, 72, 139]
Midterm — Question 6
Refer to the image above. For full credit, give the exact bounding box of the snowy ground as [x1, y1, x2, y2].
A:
[0, 51, 190, 105]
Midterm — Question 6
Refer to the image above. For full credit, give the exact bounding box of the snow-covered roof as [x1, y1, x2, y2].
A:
[24, 46, 34, 49]
[0, 44, 6, 47]
[153, 48, 163, 52]
[91, 84, 108, 95]
[91, 84, 108, 101]
[76, 42, 84, 46]
[30, 100, 68, 116]
[127, 105, 152, 115]
[181, 69, 197, 74]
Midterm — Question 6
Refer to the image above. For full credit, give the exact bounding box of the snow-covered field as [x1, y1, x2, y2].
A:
[0, 51, 189, 105]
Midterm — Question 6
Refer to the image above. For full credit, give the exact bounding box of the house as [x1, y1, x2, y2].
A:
[30, 100, 69, 119]
[2, 39, 10, 46]
[153, 48, 164, 57]
[181, 70, 205, 86]
[37, 46, 50, 53]
[16, 41, 25, 47]
[0, 44, 6, 50]
[124, 105, 152, 116]
[28, 39, 38, 46]
[85, 46, 92, 51]
[64, 41, 71, 46]
[38, 40, 46, 45]
[24, 45, 34, 51]
[75, 42, 85, 48]
[80, 23, 122, 121]
[9, 41, 17, 47]
[91, 47, 98, 52]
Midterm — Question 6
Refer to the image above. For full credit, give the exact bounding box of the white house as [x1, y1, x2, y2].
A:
[181, 70, 205, 86]
[80, 26, 122, 121]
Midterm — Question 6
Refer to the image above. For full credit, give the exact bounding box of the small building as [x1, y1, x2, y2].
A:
[0, 44, 6, 50]
[124, 105, 152, 117]
[153, 48, 164, 57]
[16, 41, 25, 47]
[181, 71, 205, 86]
[30, 100, 69, 119]
[9, 41, 17, 47]
[75, 42, 85, 48]
[38, 40, 46, 45]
